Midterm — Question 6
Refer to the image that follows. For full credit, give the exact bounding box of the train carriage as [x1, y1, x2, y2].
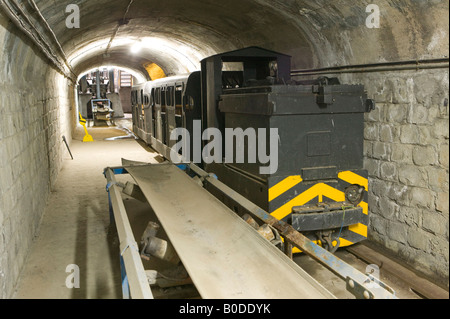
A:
[131, 47, 374, 253]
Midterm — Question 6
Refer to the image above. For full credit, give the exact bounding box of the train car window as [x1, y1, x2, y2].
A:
[188, 96, 195, 111]
[175, 85, 182, 105]
[222, 61, 245, 88]
[151, 88, 156, 128]
[175, 85, 183, 116]
[151, 88, 155, 107]
[155, 88, 161, 105]
[182, 96, 193, 111]
[166, 87, 170, 106]
[222, 71, 244, 89]
[222, 62, 244, 71]
[161, 87, 166, 111]
[167, 86, 174, 107]
[162, 87, 166, 106]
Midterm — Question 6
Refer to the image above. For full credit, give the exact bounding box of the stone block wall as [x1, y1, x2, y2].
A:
[0, 13, 75, 298]
[341, 68, 449, 285]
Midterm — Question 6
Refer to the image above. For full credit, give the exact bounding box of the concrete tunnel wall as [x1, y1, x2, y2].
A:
[0, 0, 449, 298]
[0, 12, 75, 297]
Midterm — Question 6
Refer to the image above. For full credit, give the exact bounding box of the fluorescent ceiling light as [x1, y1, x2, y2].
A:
[131, 41, 143, 54]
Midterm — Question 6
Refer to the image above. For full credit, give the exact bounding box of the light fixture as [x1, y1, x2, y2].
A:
[131, 40, 143, 54]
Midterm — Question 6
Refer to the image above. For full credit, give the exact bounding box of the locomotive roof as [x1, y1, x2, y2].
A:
[201, 46, 291, 62]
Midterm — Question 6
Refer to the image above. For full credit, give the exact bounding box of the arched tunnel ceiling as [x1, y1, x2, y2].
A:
[29, 0, 449, 81]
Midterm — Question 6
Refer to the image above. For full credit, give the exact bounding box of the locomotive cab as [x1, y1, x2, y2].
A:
[199, 47, 374, 252]
[132, 47, 375, 253]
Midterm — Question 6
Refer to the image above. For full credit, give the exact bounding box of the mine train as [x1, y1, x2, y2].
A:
[131, 47, 375, 253]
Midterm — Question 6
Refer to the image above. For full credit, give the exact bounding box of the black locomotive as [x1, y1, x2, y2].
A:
[131, 47, 374, 252]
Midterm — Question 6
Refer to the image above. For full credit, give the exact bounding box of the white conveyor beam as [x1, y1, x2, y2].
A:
[126, 163, 335, 299]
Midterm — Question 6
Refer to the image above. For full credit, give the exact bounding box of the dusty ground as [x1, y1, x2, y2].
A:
[14, 119, 158, 299]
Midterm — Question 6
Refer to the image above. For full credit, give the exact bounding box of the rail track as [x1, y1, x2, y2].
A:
[295, 243, 448, 299]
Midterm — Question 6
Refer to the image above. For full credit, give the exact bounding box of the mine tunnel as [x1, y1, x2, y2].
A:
[0, 0, 448, 301]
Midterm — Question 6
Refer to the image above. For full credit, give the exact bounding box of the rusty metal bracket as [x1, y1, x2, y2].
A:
[346, 274, 396, 300]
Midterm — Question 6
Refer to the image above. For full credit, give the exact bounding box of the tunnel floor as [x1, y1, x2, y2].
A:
[11, 117, 423, 299]
[13, 117, 159, 299]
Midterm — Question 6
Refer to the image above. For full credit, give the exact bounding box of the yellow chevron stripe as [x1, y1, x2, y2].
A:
[359, 201, 368, 215]
[268, 175, 303, 202]
[349, 223, 368, 238]
[338, 237, 355, 247]
[338, 171, 368, 191]
[271, 183, 346, 220]
[270, 177, 369, 253]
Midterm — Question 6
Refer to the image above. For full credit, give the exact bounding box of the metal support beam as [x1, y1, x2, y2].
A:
[188, 163, 397, 299]
[104, 168, 153, 299]
[291, 58, 449, 77]
[96, 70, 101, 99]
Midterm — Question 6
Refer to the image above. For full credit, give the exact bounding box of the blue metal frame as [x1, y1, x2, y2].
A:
[120, 256, 131, 299]
[105, 166, 134, 299]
